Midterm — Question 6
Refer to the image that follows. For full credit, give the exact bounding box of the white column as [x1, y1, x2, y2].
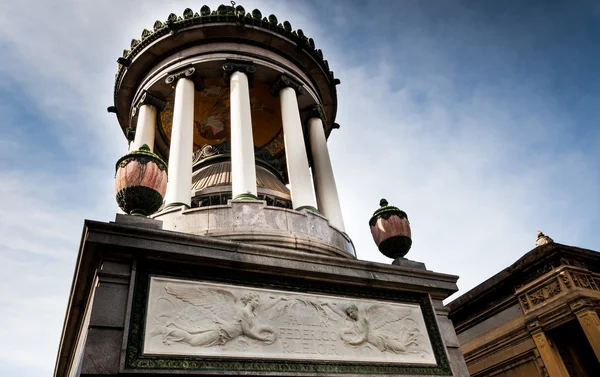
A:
[279, 86, 317, 211]
[164, 77, 194, 207]
[229, 71, 257, 199]
[131, 104, 157, 151]
[308, 117, 345, 231]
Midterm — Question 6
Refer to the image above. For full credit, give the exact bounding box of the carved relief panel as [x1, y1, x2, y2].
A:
[143, 277, 436, 365]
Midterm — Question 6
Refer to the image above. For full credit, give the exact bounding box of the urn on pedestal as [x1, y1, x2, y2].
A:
[369, 199, 412, 259]
[115, 144, 167, 216]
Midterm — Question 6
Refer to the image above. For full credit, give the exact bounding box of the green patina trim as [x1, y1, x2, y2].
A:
[115, 144, 167, 173]
[125, 261, 451, 375]
[369, 198, 408, 227]
[163, 201, 190, 209]
[114, 3, 338, 107]
[233, 193, 258, 200]
[295, 205, 320, 213]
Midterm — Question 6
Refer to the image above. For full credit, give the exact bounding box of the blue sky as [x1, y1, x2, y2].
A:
[1, 0, 599, 375]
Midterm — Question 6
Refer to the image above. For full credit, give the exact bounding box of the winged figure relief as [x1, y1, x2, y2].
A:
[321, 303, 429, 357]
[149, 284, 288, 349]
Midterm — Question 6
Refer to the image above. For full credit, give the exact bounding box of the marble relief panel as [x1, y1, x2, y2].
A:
[144, 277, 436, 365]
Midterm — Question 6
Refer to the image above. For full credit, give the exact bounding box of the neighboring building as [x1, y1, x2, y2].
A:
[54, 3, 469, 377]
[448, 236, 600, 377]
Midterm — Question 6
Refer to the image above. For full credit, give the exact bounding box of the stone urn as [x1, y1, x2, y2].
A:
[115, 144, 167, 216]
[369, 199, 412, 259]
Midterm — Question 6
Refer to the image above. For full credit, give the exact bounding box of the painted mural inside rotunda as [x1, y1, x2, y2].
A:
[159, 78, 284, 156]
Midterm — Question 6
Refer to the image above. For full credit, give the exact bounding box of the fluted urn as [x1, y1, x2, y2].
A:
[369, 199, 412, 259]
[115, 144, 167, 216]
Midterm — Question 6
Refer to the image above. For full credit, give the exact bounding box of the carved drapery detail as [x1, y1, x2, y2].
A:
[270, 75, 305, 97]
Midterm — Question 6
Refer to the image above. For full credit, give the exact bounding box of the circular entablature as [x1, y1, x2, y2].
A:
[113, 5, 340, 141]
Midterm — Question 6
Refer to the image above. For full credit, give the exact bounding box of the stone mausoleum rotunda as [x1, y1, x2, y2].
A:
[55, 4, 468, 377]
[111, 2, 351, 258]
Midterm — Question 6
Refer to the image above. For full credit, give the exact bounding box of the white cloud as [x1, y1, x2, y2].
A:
[0, 1, 599, 376]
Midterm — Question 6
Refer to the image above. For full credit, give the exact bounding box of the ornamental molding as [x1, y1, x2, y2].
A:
[270, 74, 305, 97]
[124, 260, 451, 375]
[515, 257, 590, 290]
[113, 4, 339, 108]
[222, 60, 256, 87]
[165, 66, 204, 90]
[517, 265, 600, 315]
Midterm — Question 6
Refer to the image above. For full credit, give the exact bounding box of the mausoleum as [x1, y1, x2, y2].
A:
[54, 3, 468, 376]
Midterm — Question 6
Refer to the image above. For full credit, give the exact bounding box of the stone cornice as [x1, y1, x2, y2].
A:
[222, 60, 256, 87]
[113, 4, 339, 110]
[165, 66, 204, 90]
[270, 74, 305, 97]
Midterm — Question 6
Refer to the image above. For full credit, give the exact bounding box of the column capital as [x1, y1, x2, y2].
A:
[270, 75, 305, 97]
[305, 104, 327, 124]
[136, 90, 166, 111]
[222, 60, 256, 87]
[165, 66, 204, 90]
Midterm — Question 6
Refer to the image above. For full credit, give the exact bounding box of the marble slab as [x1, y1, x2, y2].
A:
[143, 277, 436, 365]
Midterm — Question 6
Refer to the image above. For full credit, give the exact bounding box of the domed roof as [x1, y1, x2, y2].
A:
[192, 161, 289, 198]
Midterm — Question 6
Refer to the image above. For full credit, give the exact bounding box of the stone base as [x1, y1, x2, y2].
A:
[54, 219, 467, 377]
[392, 258, 427, 270]
[152, 200, 355, 258]
[114, 213, 163, 230]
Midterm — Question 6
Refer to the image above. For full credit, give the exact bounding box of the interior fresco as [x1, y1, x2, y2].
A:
[159, 78, 285, 156]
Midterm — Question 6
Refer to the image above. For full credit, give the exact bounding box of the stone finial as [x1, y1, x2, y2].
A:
[536, 230, 554, 247]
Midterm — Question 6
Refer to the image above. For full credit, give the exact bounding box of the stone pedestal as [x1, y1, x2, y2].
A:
[55, 219, 467, 377]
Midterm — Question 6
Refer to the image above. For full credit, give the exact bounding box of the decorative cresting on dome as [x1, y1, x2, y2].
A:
[369, 199, 412, 260]
[114, 2, 340, 105]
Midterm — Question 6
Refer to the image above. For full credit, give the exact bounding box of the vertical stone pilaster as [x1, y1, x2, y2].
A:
[531, 330, 570, 377]
[574, 306, 600, 361]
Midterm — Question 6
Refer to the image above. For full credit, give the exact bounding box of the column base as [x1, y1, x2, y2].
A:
[234, 193, 258, 200]
[164, 202, 190, 210]
[295, 205, 320, 214]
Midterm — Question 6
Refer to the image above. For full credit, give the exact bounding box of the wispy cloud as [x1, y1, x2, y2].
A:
[0, 1, 599, 376]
